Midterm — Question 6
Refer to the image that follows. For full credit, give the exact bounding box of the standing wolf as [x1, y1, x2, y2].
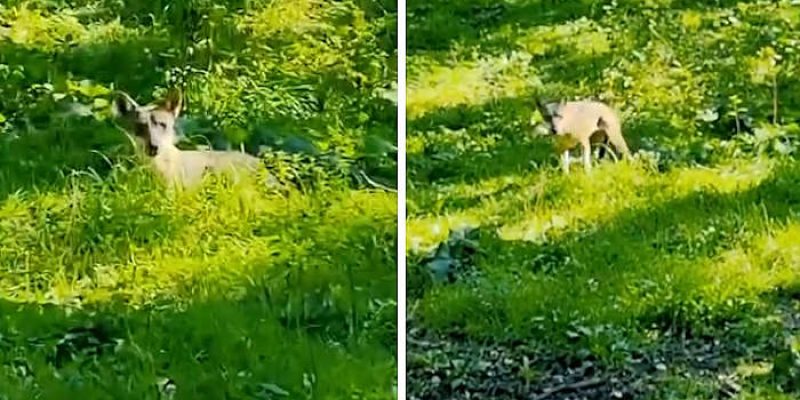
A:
[536, 100, 631, 173]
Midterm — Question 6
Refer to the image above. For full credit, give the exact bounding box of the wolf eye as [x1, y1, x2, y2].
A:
[150, 115, 167, 129]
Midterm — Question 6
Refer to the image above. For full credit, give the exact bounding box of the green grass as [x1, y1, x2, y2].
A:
[0, 1, 396, 399]
[0, 168, 397, 399]
[408, 0, 800, 398]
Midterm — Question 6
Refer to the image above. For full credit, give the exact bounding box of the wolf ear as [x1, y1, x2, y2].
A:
[163, 89, 183, 118]
[536, 98, 558, 120]
[113, 91, 139, 118]
[535, 98, 548, 115]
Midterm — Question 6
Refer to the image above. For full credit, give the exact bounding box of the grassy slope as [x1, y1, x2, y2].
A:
[408, 1, 800, 398]
[0, 1, 396, 399]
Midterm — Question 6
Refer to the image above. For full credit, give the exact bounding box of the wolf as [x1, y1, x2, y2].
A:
[536, 99, 631, 174]
[113, 90, 263, 187]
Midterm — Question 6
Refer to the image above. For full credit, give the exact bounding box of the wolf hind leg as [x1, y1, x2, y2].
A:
[609, 134, 631, 160]
[590, 130, 609, 160]
[598, 117, 630, 160]
[596, 139, 607, 159]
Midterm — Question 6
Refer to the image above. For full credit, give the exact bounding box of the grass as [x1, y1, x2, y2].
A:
[0, 1, 397, 399]
[0, 157, 397, 400]
[407, 0, 800, 398]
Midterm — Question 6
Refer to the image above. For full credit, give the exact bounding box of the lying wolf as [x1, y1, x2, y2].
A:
[113, 90, 262, 186]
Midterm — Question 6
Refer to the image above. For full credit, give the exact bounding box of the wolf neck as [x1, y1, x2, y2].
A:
[153, 144, 182, 162]
[151, 145, 184, 182]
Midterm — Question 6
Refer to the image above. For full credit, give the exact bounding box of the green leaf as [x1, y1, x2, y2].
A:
[93, 98, 109, 109]
[257, 383, 289, 397]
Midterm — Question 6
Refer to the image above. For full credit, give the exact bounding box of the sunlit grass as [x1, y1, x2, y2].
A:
[0, 7, 134, 49]
[407, 53, 536, 119]
[408, 159, 773, 252]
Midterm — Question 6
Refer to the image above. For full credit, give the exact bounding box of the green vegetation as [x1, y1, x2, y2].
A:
[407, 0, 800, 398]
[0, 1, 396, 399]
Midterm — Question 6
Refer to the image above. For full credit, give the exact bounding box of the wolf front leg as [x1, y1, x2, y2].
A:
[561, 150, 571, 174]
[581, 140, 592, 173]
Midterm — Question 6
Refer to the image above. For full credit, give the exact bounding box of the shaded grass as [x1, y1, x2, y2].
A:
[0, 299, 393, 400]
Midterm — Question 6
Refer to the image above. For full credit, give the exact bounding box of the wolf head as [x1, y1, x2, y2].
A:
[113, 90, 182, 156]
[535, 99, 563, 135]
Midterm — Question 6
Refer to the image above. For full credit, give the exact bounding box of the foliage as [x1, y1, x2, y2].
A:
[0, 0, 397, 186]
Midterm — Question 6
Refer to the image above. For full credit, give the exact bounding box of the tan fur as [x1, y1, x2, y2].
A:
[150, 146, 261, 186]
[113, 90, 261, 187]
[538, 100, 630, 174]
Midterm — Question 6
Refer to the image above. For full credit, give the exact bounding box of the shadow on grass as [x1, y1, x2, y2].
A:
[0, 119, 134, 200]
[408, 0, 747, 53]
[0, 33, 175, 96]
[0, 294, 394, 399]
[408, 0, 605, 53]
[252, 212, 398, 347]
[408, 96, 556, 185]
[0, 31, 176, 198]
